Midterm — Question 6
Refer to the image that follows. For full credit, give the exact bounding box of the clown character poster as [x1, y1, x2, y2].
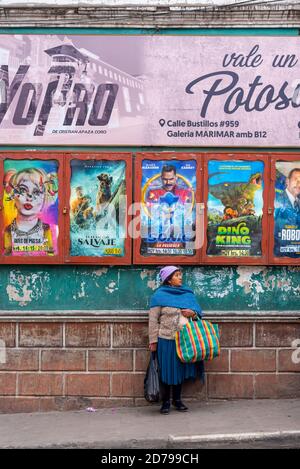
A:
[3, 159, 59, 256]
[274, 162, 300, 258]
[69, 159, 126, 257]
[207, 160, 264, 257]
[140, 159, 197, 257]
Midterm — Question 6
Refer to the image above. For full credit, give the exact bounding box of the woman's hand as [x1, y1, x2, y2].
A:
[181, 309, 197, 319]
[149, 343, 157, 352]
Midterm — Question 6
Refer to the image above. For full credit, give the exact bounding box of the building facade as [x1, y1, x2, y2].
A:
[0, 1, 299, 413]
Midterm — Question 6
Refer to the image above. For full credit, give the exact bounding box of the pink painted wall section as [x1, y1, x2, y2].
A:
[0, 35, 299, 146]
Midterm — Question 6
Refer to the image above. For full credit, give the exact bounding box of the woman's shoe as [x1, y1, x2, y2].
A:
[160, 401, 171, 414]
[172, 400, 188, 412]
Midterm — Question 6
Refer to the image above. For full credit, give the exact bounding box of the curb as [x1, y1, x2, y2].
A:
[2, 431, 300, 449]
[169, 430, 300, 445]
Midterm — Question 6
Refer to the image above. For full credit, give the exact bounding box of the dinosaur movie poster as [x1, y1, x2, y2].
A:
[2, 159, 59, 257]
[207, 160, 264, 257]
[69, 159, 127, 257]
[274, 161, 300, 258]
[140, 159, 197, 257]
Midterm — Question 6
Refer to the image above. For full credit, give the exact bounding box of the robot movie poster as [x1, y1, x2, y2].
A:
[70, 159, 126, 257]
[140, 159, 197, 257]
[274, 161, 300, 258]
[3, 159, 59, 257]
[207, 160, 264, 257]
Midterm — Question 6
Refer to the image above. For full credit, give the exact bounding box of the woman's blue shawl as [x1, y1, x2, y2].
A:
[150, 285, 203, 317]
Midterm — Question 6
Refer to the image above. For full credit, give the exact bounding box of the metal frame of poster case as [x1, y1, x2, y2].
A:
[0, 152, 64, 265]
[64, 152, 132, 265]
[0, 155, 4, 263]
[269, 153, 300, 265]
[202, 153, 270, 266]
[133, 152, 202, 265]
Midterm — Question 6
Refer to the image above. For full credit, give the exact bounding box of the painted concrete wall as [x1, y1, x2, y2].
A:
[0, 26, 299, 316]
[4, 1, 299, 6]
[2, 5, 298, 29]
[0, 265, 299, 312]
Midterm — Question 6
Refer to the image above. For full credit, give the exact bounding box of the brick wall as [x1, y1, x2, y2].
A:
[0, 318, 299, 413]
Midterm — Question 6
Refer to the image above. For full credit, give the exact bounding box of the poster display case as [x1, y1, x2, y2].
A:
[269, 154, 300, 264]
[202, 153, 270, 265]
[0, 153, 64, 264]
[64, 153, 132, 265]
[1, 151, 299, 266]
[133, 153, 202, 265]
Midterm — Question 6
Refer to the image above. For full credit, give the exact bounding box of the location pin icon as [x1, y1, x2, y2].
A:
[159, 119, 166, 127]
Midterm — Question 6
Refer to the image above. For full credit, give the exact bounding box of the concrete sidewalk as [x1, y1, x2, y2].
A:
[0, 399, 300, 448]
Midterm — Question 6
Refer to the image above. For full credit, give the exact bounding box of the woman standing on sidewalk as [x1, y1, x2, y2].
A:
[149, 266, 204, 415]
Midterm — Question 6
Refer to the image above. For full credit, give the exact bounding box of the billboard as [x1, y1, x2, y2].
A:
[0, 35, 300, 146]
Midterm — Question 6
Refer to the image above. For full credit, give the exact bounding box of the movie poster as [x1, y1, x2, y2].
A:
[207, 160, 264, 257]
[274, 161, 300, 258]
[2, 159, 59, 256]
[140, 159, 197, 257]
[69, 159, 127, 257]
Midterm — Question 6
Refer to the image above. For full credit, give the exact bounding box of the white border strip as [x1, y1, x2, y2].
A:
[0, 310, 299, 317]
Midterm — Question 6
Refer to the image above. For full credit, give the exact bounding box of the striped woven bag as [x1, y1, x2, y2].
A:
[175, 319, 220, 363]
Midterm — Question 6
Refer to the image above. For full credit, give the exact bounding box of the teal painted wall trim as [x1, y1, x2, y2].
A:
[0, 265, 299, 312]
[1, 147, 300, 152]
[0, 28, 298, 35]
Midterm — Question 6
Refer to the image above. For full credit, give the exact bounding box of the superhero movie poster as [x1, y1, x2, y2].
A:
[274, 161, 300, 258]
[70, 159, 126, 257]
[2, 159, 59, 256]
[207, 160, 264, 257]
[140, 159, 197, 257]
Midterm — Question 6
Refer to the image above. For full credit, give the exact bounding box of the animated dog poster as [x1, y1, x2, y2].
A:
[140, 159, 197, 257]
[207, 160, 264, 257]
[3, 159, 59, 256]
[69, 159, 127, 257]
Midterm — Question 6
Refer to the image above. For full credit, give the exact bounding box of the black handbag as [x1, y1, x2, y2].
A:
[144, 352, 160, 403]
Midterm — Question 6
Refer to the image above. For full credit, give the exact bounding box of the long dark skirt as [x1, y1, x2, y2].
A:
[157, 337, 205, 386]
